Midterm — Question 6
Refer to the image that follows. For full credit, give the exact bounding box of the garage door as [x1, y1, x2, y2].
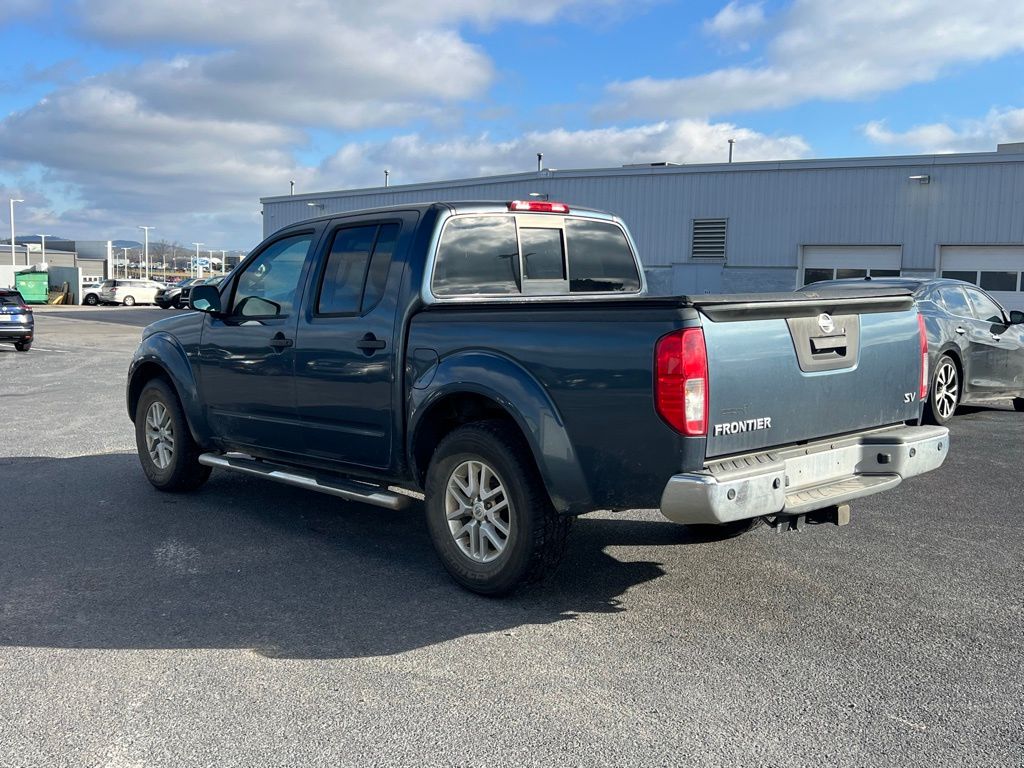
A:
[800, 246, 902, 286]
[940, 246, 1024, 312]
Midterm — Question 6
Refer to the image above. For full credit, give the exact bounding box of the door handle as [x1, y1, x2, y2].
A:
[955, 326, 966, 335]
[269, 333, 293, 349]
[991, 335, 1002, 342]
[357, 333, 387, 352]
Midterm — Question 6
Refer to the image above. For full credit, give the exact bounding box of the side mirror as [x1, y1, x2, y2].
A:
[190, 284, 223, 314]
[1009, 310, 1024, 325]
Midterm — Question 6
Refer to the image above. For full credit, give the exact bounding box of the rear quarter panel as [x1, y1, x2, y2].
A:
[407, 304, 705, 512]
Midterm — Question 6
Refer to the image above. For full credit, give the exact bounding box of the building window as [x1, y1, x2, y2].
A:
[979, 271, 1019, 292]
[802, 267, 901, 286]
[941, 270, 978, 285]
[691, 218, 727, 259]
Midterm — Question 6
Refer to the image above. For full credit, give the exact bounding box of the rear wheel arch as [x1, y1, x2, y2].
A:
[411, 392, 523, 486]
[409, 387, 588, 515]
[936, 345, 965, 392]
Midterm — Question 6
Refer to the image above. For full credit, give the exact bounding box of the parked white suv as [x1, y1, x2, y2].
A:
[98, 279, 164, 306]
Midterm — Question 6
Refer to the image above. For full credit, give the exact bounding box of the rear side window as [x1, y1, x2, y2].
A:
[566, 219, 641, 293]
[433, 216, 520, 297]
[940, 286, 974, 318]
[316, 223, 399, 315]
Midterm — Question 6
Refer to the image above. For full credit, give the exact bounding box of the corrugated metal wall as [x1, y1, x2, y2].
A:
[261, 152, 1024, 293]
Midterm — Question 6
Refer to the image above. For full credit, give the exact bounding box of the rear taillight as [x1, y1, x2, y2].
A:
[655, 328, 708, 436]
[918, 312, 928, 400]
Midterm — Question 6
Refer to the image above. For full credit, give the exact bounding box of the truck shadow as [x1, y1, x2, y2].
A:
[0, 454, 702, 660]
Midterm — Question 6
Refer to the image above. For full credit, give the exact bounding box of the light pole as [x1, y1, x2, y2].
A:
[10, 198, 24, 266]
[120, 247, 130, 278]
[138, 226, 154, 279]
[220, 250, 227, 275]
[192, 242, 204, 279]
[36, 234, 48, 269]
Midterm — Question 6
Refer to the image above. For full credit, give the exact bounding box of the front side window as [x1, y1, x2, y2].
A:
[232, 233, 312, 318]
[965, 289, 1005, 325]
[566, 219, 640, 293]
[434, 216, 520, 297]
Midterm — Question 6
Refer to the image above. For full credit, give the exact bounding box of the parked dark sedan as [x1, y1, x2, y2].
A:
[156, 278, 202, 309]
[0, 289, 34, 352]
[176, 276, 223, 308]
[804, 277, 1024, 423]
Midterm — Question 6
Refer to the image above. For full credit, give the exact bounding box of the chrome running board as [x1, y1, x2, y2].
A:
[198, 452, 412, 511]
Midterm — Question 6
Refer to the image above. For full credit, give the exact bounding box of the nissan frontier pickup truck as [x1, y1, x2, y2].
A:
[127, 200, 949, 594]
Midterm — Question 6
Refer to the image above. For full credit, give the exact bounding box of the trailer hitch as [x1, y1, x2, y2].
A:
[765, 503, 851, 533]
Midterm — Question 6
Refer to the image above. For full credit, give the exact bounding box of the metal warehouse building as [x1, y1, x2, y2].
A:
[261, 143, 1024, 311]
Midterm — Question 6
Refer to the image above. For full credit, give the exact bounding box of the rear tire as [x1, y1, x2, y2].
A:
[14, 341, 31, 352]
[1014, 398, 1024, 412]
[123, 295, 136, 306]
[926, 354, 959, 425]
[424, 420, 572, 596]
[135, 378, 211, 492]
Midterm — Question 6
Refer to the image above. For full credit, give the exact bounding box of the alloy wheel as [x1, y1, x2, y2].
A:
[934, 358, 959, 420]
[145, 400, 175, 469]
[445, 459, 512, 563]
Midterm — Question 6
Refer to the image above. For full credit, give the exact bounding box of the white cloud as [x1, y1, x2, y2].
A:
[863, 108, 1024, 154]
[704, 1, 765, 44]
[606, 0, 1024, 119]
[1, 0, 806, 247]
[0, 0, 45, 24]
[311, 121, 810, 190]
[2, 0, 642, 246]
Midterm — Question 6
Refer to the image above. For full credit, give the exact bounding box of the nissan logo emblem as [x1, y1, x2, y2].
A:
[817, 313, 835, 334]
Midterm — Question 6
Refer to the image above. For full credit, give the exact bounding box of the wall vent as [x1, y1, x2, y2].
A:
[691, 218, 727, 259]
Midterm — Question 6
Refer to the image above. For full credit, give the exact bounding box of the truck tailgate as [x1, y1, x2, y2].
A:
[693, 289, 923, 459]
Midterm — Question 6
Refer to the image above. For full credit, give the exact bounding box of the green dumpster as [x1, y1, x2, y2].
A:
[15, 271, 48, 304]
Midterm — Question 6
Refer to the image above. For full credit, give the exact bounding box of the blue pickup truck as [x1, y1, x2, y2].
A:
[127, 200, 949, 594]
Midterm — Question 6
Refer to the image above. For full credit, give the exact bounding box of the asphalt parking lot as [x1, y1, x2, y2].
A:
[1, 306, 1021, 767]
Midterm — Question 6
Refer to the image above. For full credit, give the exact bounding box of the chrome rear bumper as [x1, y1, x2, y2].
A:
[660, 425, 949, 525]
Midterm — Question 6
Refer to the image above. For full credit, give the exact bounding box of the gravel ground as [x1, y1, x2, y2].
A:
[0, 306, 1021, 767]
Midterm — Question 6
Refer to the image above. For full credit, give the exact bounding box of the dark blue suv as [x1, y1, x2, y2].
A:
[0, 289, 33, 352]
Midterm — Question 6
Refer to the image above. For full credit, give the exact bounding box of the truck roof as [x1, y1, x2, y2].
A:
[281, 200, 620, 228]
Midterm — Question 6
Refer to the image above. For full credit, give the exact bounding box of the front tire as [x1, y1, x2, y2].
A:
[1014, 398, 1024, 412]
[84, 293, 99, 306]
[424, 421, 572, 596]
[123, 295, 136, 306]
[135, 378, 211, 492]
[926, 354, 959, 425]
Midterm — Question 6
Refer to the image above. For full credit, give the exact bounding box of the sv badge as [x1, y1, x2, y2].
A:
[904, 392, 917, 403]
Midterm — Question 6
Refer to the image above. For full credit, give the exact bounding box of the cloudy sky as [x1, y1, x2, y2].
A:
[2, 0, 1024, 249]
